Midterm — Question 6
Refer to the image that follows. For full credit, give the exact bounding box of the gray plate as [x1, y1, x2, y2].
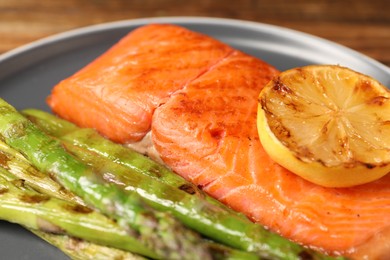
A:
[0, 17, 389, 259]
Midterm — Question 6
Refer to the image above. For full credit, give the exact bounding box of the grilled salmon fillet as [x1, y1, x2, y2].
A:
[48, 24, 233, 143]
[48, 24, 390, 258]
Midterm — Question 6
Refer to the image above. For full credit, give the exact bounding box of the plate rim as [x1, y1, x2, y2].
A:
[1, 16, 389, 76]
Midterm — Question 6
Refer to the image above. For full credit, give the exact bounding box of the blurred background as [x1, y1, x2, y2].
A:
[0, 0, 389, 67]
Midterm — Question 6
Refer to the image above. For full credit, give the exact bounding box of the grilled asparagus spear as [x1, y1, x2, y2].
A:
[36, 230, 260, 260]
[0, 163, 144, 260]
[0, 139, 84, 205]
[22, 108, 345, 260]
[32, 231, 145, 260]
[0, 168, 157, 258]
[0, 142, 260, 260]
[0, 98, 211, 260]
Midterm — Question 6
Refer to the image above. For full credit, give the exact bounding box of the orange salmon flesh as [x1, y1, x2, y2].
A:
[48, 24, 390, 258]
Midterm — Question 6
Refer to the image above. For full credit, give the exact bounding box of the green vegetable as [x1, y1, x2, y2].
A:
[0, 99, 211, 260]
[0, 140, 84, 205]
[32, 231, 145, 260]
[36, 230, 260, 260]
[23, 108, 345, 260]
[0, 167, 156, 258]
[0, 140, 259, 260]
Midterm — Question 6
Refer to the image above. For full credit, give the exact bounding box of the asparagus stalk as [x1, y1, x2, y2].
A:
[0, 144, 260, 260]
[35, 230, 259, 260]
[0, 148, 146, 259]
[0, 169, 156, 258]
[32, 230, 145, 260]
[36, 231, 144, 260]
[0, 139, 84, 205]
[0, 99, 211, 260]
[22, 108, 345, 260]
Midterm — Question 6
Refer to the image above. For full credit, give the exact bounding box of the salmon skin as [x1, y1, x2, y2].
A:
[48, 24, 390, 258]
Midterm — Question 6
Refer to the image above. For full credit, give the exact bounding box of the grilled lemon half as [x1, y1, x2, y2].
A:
[257, 65, 390, 187]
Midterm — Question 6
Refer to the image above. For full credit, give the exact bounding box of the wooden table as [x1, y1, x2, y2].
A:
[1, 0, 389, 68]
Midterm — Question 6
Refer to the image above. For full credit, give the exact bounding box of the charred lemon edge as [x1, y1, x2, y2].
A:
[257, 65, 390, 188]
[257, 106, 390, 187]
